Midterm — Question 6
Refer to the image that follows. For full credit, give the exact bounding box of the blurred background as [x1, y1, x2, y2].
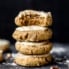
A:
[0, 0, 69, 44]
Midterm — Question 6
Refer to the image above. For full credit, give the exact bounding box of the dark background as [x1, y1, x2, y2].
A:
[0, 0, 69, 44]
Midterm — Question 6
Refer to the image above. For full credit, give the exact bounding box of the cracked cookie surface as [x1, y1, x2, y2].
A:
[14, 53, 53, 66]
[12, 26, 52, 41]
[15, 41, 53, 55]
[15, 10, 52, 26]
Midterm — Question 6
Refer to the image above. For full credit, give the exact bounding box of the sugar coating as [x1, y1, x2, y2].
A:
[16, 41, 47, 46]
[16, 26, 47, 31]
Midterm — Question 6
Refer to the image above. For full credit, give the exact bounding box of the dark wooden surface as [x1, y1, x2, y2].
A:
[0, 43, 69, 69]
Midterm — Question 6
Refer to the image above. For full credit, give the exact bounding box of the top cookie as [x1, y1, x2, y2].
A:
[15, 10, 52, 26]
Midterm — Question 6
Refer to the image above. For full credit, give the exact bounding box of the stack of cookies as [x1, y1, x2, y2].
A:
[12, 10, 53, 66]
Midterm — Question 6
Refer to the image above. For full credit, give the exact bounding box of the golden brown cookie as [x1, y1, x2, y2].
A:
[0, 39, 10, 52]
[15, 41, 53, 55]
[12, 26, 52, 41]
[15, 10, 52, 26]
[14, 53, 53, 66]
[0, 50, 3, 62]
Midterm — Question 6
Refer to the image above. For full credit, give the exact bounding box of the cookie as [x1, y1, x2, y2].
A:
[12, 26, 52, 41]
[0, 39, 10, 52]
[15, 41, 52, 55]
[15, 10, 52, 26]
[14, 53, 53, 66]
[0, 50, 3, 62]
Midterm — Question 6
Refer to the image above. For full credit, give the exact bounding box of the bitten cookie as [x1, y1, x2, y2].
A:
[15, 10, 52, 26]
[15, 41, 52, 55]
[0, 39, 10, 52]
[14, 53, 53, 66]
[12, 26, 52, 41]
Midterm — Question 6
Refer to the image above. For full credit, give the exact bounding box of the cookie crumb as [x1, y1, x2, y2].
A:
[50, 65, 60, 69]
[6, 53, 12, 59]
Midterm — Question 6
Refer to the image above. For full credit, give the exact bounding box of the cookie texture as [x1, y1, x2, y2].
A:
[12, 26, 52, 41]
[15, 41, 53, 55]
[0, 39, 10, 52]
[14, 53, 53, 66]
[15, 10, 52, 26]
